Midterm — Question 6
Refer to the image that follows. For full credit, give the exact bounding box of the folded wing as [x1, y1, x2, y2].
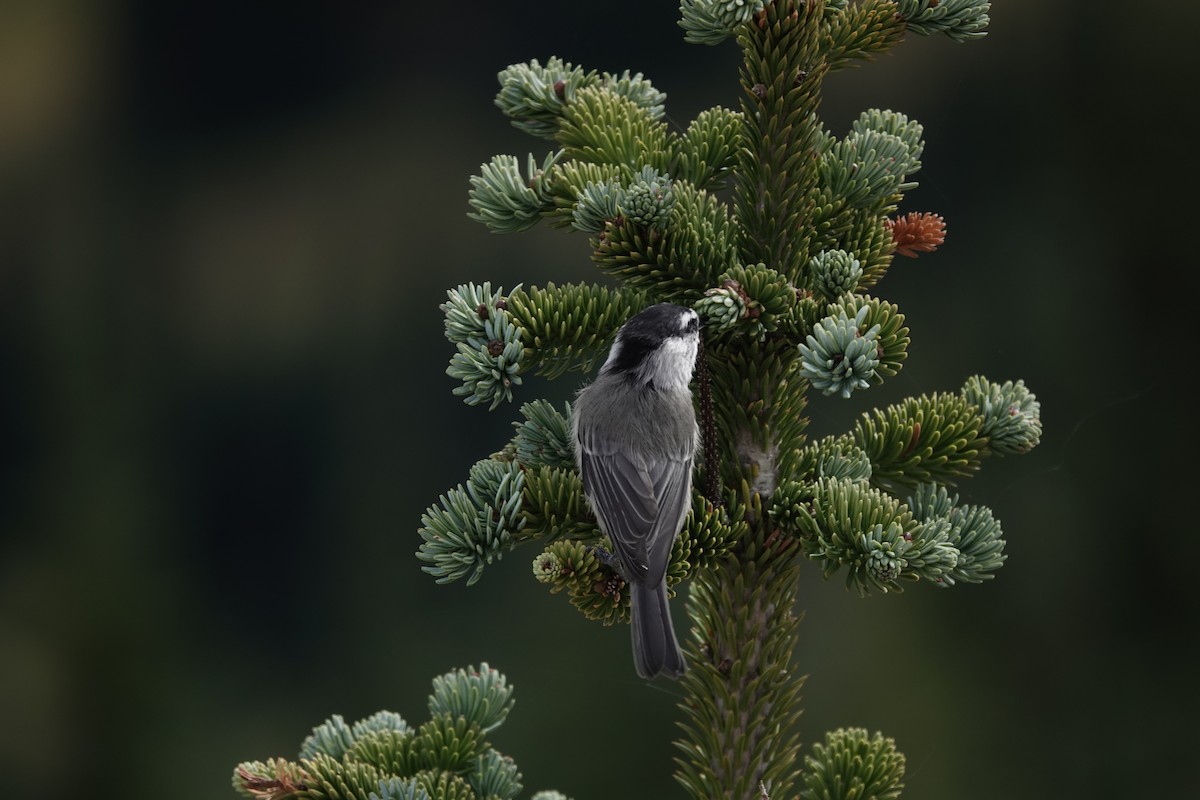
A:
[579, 444, 692, 586]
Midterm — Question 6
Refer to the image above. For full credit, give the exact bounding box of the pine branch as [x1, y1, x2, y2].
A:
[961, 375, 1042, 455]
[533, 538, 628, 625]
[799, 109, 924, 288]
[531, 491, 747, 623]
[591, 181, 739, 302]
[302, 752, 386, 800]
[825, 1, 906, 70]
[429, 664, 514, 735]
[505, 282, 648, 378]
[843, 209, 897, 288]
[495, 57, 597, 140]
[852, 391, 988, 491]
[509, 400, 575, 470]
[799, 305, 882, 399]
[735, 0, 830, 281]
[908, 483, 1006, 585]
[795, 476, 919, 594]
[416, 459, 527, 586]
[556, 86, 673, 172]
[674, 106, 744, 189]
[696, 263, 798, 340]
[827, 293, 909, 381]
[800, 727, 906, 800]
[467, 152, 560, 234]
[233, 665, 544, 800]
[543, 160, 626, 228]
[441, 282, 527, 411]
[783, 434, 873, 487]
[680, 0, 766, 46]
[521, 466, 597, 540]
[233, 759, 310, 800]
[896, 0, 991, 42]
[676, 531, 807, 800]
[495, 57, 666, 140]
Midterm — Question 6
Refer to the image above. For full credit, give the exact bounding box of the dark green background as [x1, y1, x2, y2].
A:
[1, 2, 1194, 799]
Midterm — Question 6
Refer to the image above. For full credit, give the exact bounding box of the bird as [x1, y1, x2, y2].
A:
[572, 302, 700, 679]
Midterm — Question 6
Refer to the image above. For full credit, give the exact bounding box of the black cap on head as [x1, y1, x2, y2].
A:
[607, 303, 699, 375]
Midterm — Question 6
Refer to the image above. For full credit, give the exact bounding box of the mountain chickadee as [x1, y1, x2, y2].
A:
[572, 303, 700, 679]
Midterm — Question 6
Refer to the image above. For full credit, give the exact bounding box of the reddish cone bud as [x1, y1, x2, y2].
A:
[886, 212, 947, 258]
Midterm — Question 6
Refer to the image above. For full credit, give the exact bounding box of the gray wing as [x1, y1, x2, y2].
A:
[578, 444, 693, 587]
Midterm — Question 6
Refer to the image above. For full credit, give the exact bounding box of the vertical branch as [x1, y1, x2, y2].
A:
[734, 0, 830, 285]
[677, 533, 806, 799]
[678, 3, 823, 798]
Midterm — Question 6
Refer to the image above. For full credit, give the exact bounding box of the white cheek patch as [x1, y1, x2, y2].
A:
[648, 336, 698, 390]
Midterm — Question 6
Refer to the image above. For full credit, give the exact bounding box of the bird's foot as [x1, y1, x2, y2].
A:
[587, 543, 620, 570]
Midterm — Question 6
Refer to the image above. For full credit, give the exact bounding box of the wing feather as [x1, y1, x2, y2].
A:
[579, 444, 692, 586]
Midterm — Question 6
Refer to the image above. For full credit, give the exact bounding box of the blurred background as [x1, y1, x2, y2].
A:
[1, 1, 1195, 799]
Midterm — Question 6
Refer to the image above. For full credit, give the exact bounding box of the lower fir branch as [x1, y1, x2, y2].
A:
[234, 665, 540, 800]
[533, 538, 630, 625]
[799, 727, 906, 800]
[677, 530, 807, 800]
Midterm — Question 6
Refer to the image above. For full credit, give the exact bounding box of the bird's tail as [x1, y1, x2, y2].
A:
[630, 580, 686, 679]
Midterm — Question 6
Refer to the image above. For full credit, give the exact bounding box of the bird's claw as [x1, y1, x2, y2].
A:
[587, 544, 620, 570]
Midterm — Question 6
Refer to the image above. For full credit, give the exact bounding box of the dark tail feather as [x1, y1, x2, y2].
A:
[630, 580, 686, 679]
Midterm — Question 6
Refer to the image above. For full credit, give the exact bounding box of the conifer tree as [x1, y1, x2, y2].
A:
[233, 2, 1040, 799]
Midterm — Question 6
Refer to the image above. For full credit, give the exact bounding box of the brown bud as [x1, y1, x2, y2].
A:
[553, 79, 566, 100]
[495, 298, 508, 311]
[487, 339, 504, 357]
[751, 83, 767, 100]
[476, 303, 489, 319]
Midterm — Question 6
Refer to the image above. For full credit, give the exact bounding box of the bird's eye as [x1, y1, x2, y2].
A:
[686, 317, 699, 332]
